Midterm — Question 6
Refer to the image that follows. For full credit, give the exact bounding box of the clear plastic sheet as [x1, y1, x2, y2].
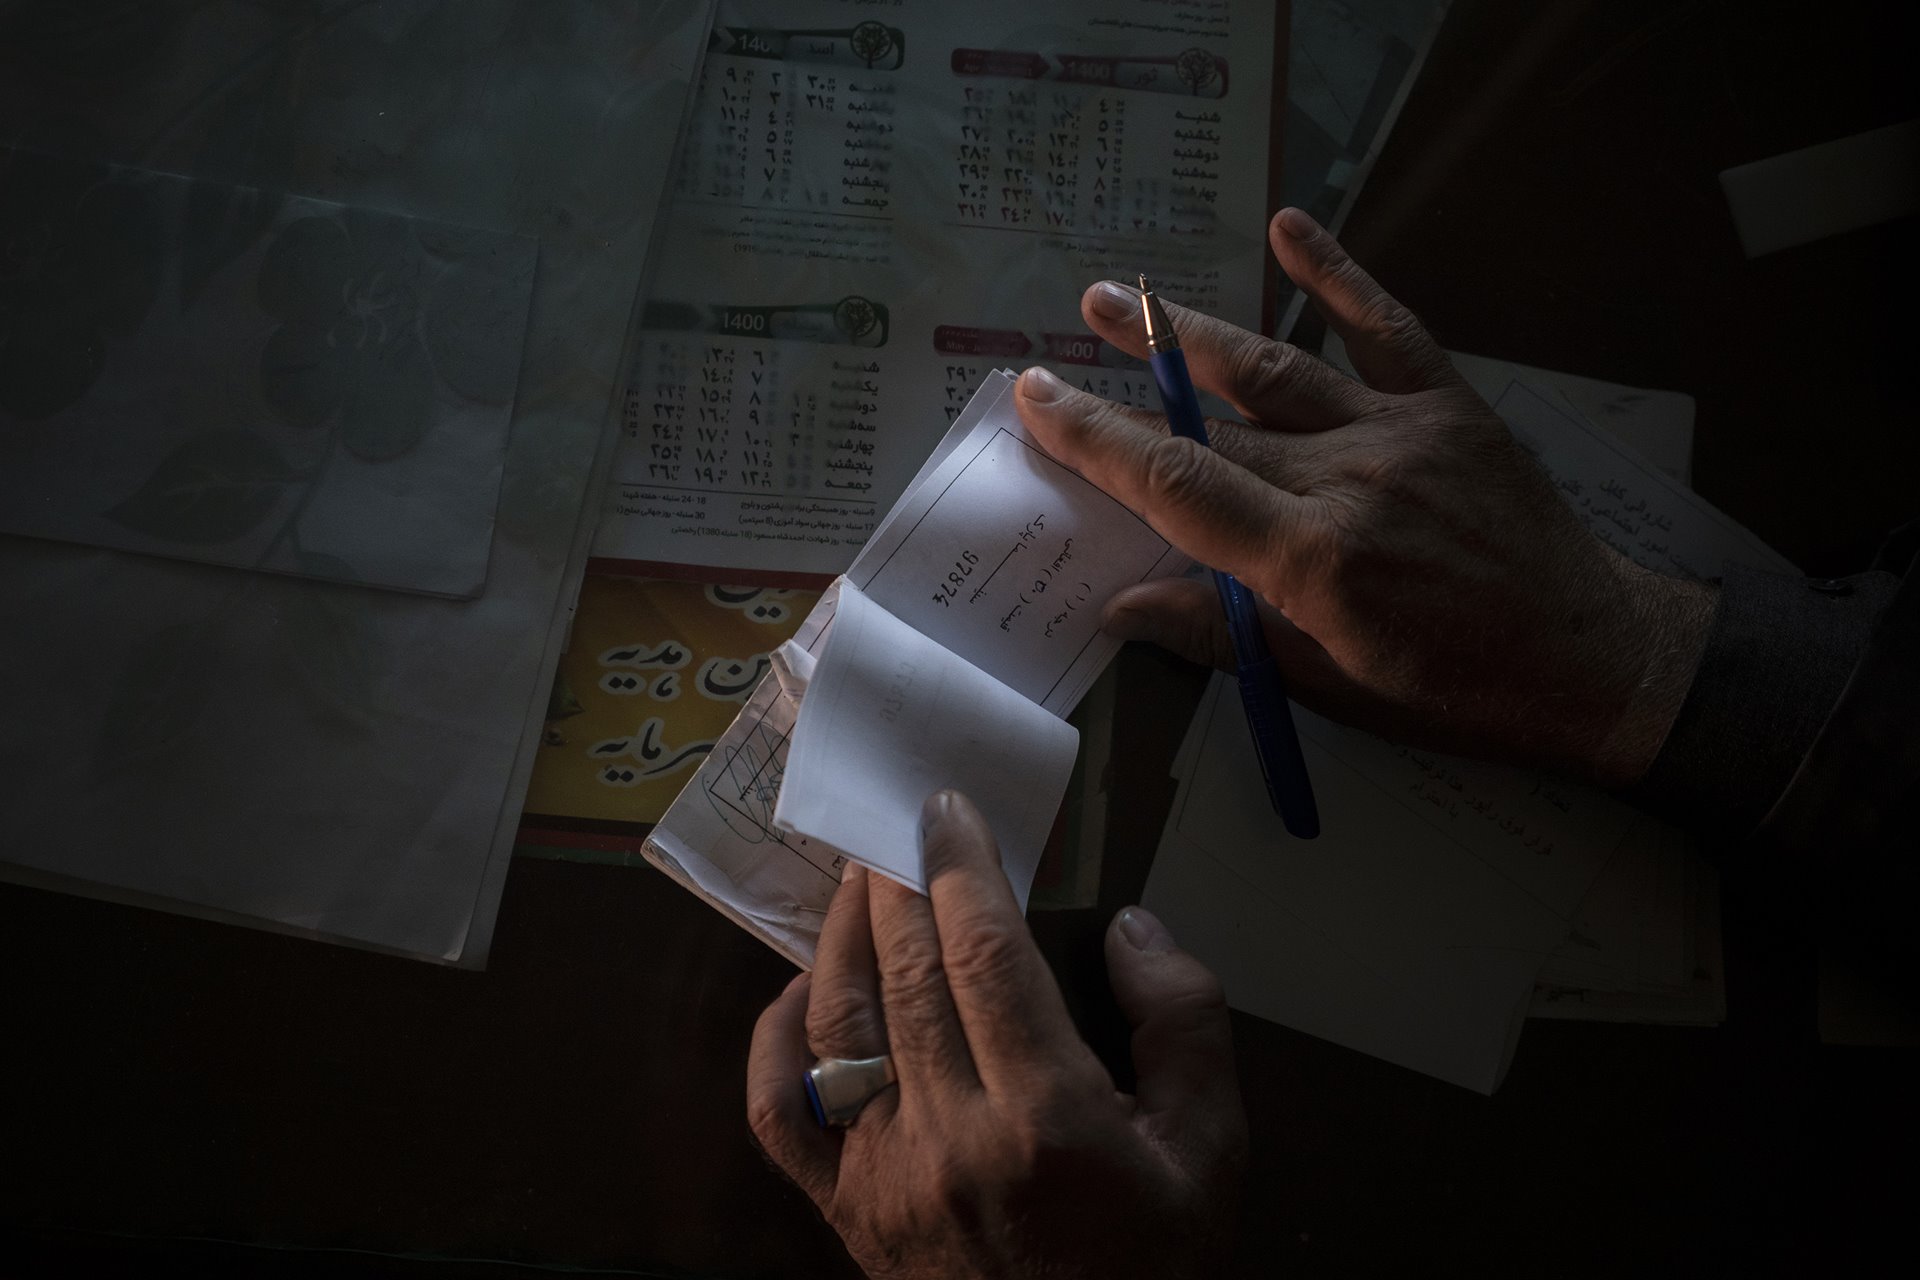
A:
[0, 150, 536, 597]
[0, 0, 717, 961]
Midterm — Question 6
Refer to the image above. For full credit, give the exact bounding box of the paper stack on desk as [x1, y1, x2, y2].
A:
[644, 372, 1186, 964]
[1145, 353, 1776, 1092]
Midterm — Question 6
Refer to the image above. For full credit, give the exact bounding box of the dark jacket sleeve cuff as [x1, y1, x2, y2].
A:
[1627, 564, 1900, 833]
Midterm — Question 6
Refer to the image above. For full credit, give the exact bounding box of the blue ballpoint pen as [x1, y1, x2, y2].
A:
[1138, 275, 1320, 838]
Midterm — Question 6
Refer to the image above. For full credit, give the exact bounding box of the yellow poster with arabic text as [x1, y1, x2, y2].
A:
[522, 575, 817, 829]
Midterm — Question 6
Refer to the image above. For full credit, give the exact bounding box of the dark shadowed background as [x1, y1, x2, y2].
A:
[4, 0, 1916, 1274]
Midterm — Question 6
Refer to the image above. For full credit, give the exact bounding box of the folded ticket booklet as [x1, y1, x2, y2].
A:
[643, 372, 1187, 965]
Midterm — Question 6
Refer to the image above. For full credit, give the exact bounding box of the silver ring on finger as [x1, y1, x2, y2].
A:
[803, 1054, 897, 1128]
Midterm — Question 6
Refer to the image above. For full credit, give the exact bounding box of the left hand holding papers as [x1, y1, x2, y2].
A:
[748, 790, 1249, 1280]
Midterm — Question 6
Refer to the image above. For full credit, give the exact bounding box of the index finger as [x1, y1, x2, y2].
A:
[1080, 279, 1376, 433]
[1014, 366, 1311, 594]
[917, 791, 1093, 1095]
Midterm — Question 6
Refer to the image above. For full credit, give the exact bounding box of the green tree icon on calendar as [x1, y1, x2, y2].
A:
[834, 296, 880, 343]
[1175, 47, 1220, 95]
[849, 21, 898, 69]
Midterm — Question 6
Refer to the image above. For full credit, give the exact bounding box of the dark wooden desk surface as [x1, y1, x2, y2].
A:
[5, 1, 1916, 1274]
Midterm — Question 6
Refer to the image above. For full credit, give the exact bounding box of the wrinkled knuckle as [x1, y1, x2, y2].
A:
[1326, 252, 1375, 299]
[1059, 391, 1105, 437]
[805, 983, 881, 1053]
[938, 920, 1031, 994]
[1368, 300, 1430, 355]
[1144, 436, 1212, 511]
[1225, 336, 1293, 399]
[1085, 397, 1149, 443]
[880, 935, 949, 1007]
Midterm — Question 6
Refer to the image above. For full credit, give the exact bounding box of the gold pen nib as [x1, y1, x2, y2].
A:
[1136, 273, 1177, 354]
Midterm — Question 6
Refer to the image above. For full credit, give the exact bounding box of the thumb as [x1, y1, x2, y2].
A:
[1105, 906, 1245, 1148]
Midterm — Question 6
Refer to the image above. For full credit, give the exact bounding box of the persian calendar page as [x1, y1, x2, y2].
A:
[594, 0, 1281, 578]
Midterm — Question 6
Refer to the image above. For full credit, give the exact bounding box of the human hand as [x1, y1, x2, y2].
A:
[1014, 209, 1715, 787]
[747, 791, 1247, 1280]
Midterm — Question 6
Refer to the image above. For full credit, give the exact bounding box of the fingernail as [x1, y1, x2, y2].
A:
[1276, 207, 1320, 240]
[1119, 906, 1175, 953]
[1019, 366, 1068, 403]
[1087, 279, 1137, 321]
[919, 789, 954, 842]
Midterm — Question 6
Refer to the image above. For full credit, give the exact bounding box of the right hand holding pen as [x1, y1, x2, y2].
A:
[1014, 208, 1715, 787]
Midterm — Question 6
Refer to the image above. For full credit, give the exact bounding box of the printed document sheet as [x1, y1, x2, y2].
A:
[594, 0, 1280, 576]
